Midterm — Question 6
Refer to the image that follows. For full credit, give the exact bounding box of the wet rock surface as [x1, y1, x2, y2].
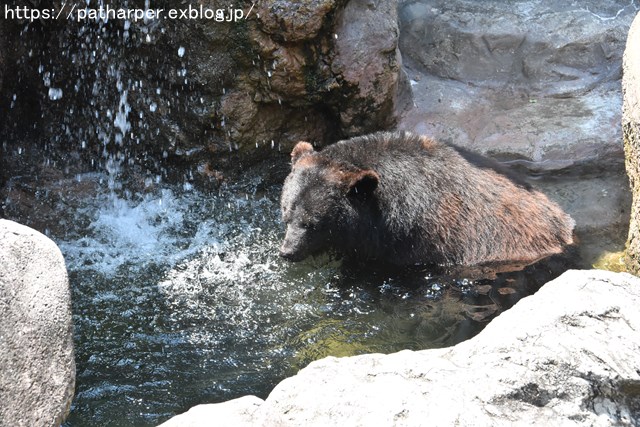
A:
[159, 269, 640, 426]
[0, 0, 404, 184]
[535, 170, 631, 268]
[0, 219, 75, 427]
[398, 0, 637, 169]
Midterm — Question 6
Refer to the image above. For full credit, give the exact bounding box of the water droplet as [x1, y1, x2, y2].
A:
[48, 88, 63, 100]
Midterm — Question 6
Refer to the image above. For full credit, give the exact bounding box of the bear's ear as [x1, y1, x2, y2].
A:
[291, 141, 314, 165]
[347, 169, 379, 198]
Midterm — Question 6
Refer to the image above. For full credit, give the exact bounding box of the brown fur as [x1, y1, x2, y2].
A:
[280, 131, 575, 269]
[291, 141, 314, 164]
[420, 135, 437, 151]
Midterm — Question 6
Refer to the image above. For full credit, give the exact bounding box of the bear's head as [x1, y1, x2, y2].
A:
[279, 141, 379, 261]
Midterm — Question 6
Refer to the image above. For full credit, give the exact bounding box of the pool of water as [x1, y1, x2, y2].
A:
[34, 172, 580, 427]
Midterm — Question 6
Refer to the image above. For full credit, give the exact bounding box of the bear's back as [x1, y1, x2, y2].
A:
[321, 131, 434, 169]
[322, 131, 531, 191]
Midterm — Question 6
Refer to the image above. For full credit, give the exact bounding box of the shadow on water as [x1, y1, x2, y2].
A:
[34, 172, 582, 427]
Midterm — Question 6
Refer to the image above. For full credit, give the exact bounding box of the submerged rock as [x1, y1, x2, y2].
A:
[159, 269, 640, 426]
[0, 220, 75, 426]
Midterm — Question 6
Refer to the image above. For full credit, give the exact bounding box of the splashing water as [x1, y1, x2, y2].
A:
[48, 87, 64, 100]
[52, 176, 573, 427]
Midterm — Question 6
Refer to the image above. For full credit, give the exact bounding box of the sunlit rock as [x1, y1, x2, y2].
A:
[622, 12, 640, 274]
[0, 219, 75, 427]
[399, 0, 635, 171]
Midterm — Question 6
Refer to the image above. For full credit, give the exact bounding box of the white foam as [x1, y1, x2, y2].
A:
[58, 189, 223, 276]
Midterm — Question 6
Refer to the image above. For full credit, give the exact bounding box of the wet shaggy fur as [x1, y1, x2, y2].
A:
[279, 131, 575, 268]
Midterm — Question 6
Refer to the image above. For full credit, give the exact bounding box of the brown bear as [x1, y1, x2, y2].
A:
[279, 131, 574, 269]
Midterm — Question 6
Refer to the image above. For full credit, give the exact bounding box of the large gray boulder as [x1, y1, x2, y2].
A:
[159, 269, 640, 426]
[398, 0, 636, 170]
[0, 220, 75, 427]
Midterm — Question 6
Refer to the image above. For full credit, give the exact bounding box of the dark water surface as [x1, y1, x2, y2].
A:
[43, 174, 580, 427]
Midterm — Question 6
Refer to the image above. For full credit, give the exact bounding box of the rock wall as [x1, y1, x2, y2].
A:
[398, 0, 635, 171]
[623, 12, 640, 275]
[0, 0, 406, 184]
[0, 220, 75, 426]
[159, 270, 640, 426]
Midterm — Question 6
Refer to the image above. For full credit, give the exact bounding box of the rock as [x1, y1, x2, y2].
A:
[535, 171, 631, 267]
[398, 0, 636, 170]
[159, 396, 263, 427]
[159, 270, 640, 426]
[217, 0, 407, 164]
[256, 0, 337, 42]
[400, 1, 630, 95]
[331, 0, 406, 135]
[0, 220, 75, 427]
[623, 12, 640, 274]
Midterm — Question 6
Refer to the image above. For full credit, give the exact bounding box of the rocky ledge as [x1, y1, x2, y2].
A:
[160, 269, 640, 426]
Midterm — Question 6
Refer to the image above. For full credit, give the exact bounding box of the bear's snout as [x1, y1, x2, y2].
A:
[279, 226, 309, 262]
[279, 246, 301, 261]
[279, 241, 306, 261]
